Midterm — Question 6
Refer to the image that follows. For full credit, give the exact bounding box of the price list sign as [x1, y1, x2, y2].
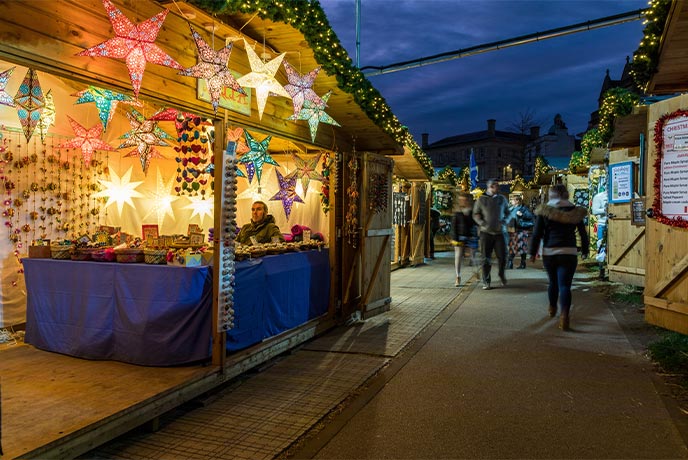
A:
[661, 115, 688, 219]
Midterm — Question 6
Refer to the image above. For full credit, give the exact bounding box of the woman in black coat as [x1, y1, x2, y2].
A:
[451, 193, 475, 287]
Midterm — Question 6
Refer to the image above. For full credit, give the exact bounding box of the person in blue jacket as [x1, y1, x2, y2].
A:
[507, 195, 534, 269]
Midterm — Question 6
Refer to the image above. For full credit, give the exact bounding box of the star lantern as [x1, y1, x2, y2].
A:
[238, 130, 279, 185]
[183, 196, 214, 225]
[142, 167, 179, 227]
[118, 109, 175, 174]
[288, 151, 323, 196]
[76, 0, 183, 98]
[37, 90, 56, 142]
[0, 66, 16, 107]
[13, 68, 45, 142]
[179, 24, 246, 115]
[149, 107, 198, 137]
[226, 126, 250, 156]
[94, 166, 144, 216]
[237, 40, 291, 120]
[173, 115, 214, 197]
[288, 91, 340, 142]
[283, 62, 324, 116]
[270, 169, 303, 221]
[72, 86, 141, 132]
[58, 116, 116, 167]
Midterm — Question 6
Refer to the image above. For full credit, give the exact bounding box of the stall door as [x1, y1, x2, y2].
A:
[607, 148, 645, 287]
[644, 94, 688, 334]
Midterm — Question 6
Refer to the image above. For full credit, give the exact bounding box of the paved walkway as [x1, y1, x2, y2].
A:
[85, 253, 688, 459]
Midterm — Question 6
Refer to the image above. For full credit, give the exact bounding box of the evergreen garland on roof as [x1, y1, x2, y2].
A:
[630, 0, 672, 90]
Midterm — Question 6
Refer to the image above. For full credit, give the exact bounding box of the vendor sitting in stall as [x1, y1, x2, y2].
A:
[236, 201, 285, 245]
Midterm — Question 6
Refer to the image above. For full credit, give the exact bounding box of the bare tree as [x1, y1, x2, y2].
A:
[508, 108, 544, 135]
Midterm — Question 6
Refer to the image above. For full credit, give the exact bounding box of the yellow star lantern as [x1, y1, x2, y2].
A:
[95, 166, 144, 216]
[183, 196, 214, 225]
[237, 39, 291, 120]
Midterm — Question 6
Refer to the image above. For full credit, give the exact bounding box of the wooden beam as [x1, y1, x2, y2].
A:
[361, 235, 390, 307]
[646, 252, 688, 298]
[609, 229, 645, 266]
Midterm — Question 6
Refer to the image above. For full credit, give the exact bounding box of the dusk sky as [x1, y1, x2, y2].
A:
[319, 0, 648, 145]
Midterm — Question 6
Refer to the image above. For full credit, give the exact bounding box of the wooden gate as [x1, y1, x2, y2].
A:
[644, 94, 688, 334]
[607, 148, 645, 287]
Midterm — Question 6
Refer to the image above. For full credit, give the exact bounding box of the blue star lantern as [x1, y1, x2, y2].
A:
[287, 91, 340, 142]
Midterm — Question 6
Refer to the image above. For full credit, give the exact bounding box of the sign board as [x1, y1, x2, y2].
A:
[197, 75, 251, 116]
[631, 197, 646, 227]
[660, 114, 688, 220]
[609, 161, 634, 203]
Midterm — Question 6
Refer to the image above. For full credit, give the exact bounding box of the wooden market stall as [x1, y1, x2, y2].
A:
[0, 0, 423, 456]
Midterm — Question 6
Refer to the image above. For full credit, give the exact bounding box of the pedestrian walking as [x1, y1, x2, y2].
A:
[507, 195, 534, 269]
[529, 184, 589, 331]
[472, 179, 510, 290]
[451, 192, 475, 287]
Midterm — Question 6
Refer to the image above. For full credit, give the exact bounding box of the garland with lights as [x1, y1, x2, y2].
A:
[436, 166, 458, 186]
[630, 0, 672, 91]
[510, 155, 551, 191]
[651, 108, 688, 228]
[190, 0, 434, 178]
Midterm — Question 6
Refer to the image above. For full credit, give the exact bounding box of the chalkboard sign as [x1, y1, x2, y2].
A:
[631, 197, 646, 226]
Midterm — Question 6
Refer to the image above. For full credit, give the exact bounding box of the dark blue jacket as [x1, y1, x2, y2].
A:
[451, 210, 475, 242]
[529, 202, 589, 257]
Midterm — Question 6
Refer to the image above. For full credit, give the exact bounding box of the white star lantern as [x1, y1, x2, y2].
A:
[142, 167, 179, 227]
[183, 196, 214, 224]
[95, 166, 144, 216]
[237, 39, 291, 120]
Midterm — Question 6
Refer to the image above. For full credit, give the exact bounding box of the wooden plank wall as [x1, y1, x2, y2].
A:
[644, 94, 688, 333]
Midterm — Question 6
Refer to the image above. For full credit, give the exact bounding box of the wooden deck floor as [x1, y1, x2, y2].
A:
[0, 344, 216, 459]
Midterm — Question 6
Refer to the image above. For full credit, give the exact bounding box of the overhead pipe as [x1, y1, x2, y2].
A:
[361, 9, 646, 77]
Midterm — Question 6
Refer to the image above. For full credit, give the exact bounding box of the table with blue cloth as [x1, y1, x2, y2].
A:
[23, 249, 330, 366]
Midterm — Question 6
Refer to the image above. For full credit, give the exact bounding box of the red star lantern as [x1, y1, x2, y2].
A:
[58, 116, 116, 167]
[77, 0, 182, 98]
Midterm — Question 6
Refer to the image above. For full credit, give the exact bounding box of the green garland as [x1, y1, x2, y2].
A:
[190, 0, 434, 178]
[630, 0, 672, 91]
[511, 154, 551, 191]
[436, 166, 459, 186]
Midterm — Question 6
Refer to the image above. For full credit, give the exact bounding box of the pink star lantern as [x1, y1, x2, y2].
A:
[226, 127, 250, 155]
[117, 109, 174, 174]
[283, 62, 324, 116]
[13, 69, 45, 142]
[58, 116, 115, 167]
[77, 0, 183, 98]
[149, 107, 198, 136]
[179, 24, 246, 115]
[270, 169, 303, 221]
[288, 151, 324, 197]
[0, 66, 16, 107]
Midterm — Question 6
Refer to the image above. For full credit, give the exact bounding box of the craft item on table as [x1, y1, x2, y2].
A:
[283, 62, 324, 116]
[270, 169, 303, 220]
[28, 239, 51, 258]
[76, 0, 183, 98]
[72, 86, 142, 132]
[288, 151, 323, 196]
[237, 39, 291, 120]
[94, 166, 144, 216]
[238, 131, 278, 185]
[0, 66, 16, 107]
[173, 115, 213, 196]
[287, 91, 340, 142]
[58, 116, 115, 167]
[91, 247, 116, 262]
[50, 240, 73, 260]
[114, 247, 144, 263]
[167, 247, 205, 267]
[37, 90, 56, 141]
[179, 24, 245, 115]
[143, 247, 169, 264]
[13, 68, 45, 142]
[117, 109, 175, 174]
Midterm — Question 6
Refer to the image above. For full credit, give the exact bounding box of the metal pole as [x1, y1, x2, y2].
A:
[355, 0, 361, 68]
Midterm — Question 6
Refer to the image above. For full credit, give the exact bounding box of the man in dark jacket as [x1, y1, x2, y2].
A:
[472, 179, 510, 289]
[236, 201, 285, 245]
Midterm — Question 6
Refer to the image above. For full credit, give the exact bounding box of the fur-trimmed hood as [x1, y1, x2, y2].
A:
[535, 203, 587, 224]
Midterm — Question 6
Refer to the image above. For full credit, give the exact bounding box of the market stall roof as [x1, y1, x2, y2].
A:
[647, 0, 688, 94]
[610, 105, 648, 148]
[391, 146, 431, 181]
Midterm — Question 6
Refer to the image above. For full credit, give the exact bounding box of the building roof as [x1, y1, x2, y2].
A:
[427, 130, 528, 149]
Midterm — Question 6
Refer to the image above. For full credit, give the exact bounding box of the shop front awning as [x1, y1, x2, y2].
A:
[647, 1, 688, 94]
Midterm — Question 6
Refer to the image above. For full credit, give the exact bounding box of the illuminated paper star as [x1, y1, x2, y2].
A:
[95, 166, 144, 216]
[58, 116, 115, 167]
[13, 69, 44, 142]
[72, 86, 141, 132]
[237, 40, 291, 120]
[142, 167, 179, 227]
[149, 107, 197, 135]
[0, 66, 16, 107]
[288, 152, 323, 196]
[118, 109, 175, 174]
[37, 90, 56, 142]
[288, 91, 340, 142]
[238, 131, 279, 185]
[179, 24, 245, 115]
[77, 0, 182, 97]
[270, 169, 303, 220]
[283, 62, 324, 116]
[226, 127, 250, 155]
[183, 196, 214, 224]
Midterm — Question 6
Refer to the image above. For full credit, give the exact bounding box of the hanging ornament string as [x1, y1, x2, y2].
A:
[345, 152, 360, 248]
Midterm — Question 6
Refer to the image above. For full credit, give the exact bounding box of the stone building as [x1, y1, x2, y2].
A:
[524, 114, 577, 173]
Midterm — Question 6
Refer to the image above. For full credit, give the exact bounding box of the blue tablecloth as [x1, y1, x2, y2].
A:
[23, 249, 330, 365]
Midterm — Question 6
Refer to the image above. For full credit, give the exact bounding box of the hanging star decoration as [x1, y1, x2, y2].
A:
[142, 167, 179, 227]
[76, 0, 182, 98]
[238, 130, 279, 185]
[37, 89, 56, 142]
[283, 62, 324, 116]
[149, 107, 197, 136]
[58, 116, 115, 167]
[179, 24, 245, 115]
[237, 40, 291, 120]
[288, 91, 340, 142]
[72, 86, 141, 132]
[117, 109, 175, 175]
[270, 169, 303, 221]
[0, 66, 16, 107]
[226, 126, 250, 156]
[94, 166, 144, 216]
[13, 68, 45, 142]
[288, 151, 324, 197]
[183, 196, 214, 224]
